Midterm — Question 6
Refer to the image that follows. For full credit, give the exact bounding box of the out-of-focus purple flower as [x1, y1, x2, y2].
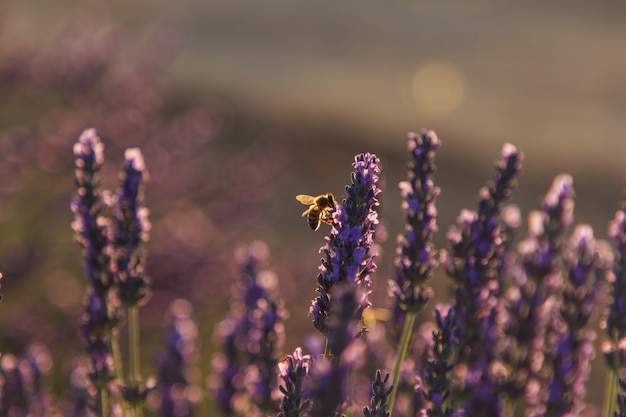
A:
[69, 359, 98, 417]
[605, 201, 626, 368]
[155, 299, 200, 417]
[325, 283, 371, 357]
[440, 143, 522, 415]
[306, 283, 368, 416]
[363, 370, 392, 417]
[501, 174, 576, 410]
[278, 347, 311, 417]
[79, 287, 117, 391]
[605, 196, 626, 416]
[539, 225, 599, 415]
[311, 153, 381, 339]
[0, 345, 52, 416]
[113, 147, 151, 306]
[305, 356, 349, 417]
[211, 241, 287, 416]
[389, 130, 440, 321]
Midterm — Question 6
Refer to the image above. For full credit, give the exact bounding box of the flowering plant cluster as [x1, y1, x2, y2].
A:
[1, 124, 626, 417]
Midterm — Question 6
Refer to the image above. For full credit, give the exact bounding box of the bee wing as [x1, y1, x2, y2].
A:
[296, 194, 316, 205]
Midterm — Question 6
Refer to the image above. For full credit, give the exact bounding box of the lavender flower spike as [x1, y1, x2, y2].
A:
[211, 242, 287, 416]
[422, 305, 456, 417]
[503, 174, 575, 409]
[390, 129, 440, 317]
[311, 153, 381, 336]
[156, 299, 199, 417]
[445, 142, 522, 353]
[544, 224, 599, 415]
[113, 147, 151, 306]
[363, 370, 392, 417]
[442, 143, 522, 416]
[278, 348, 311, 417]
[604, 195, 626, 417]
[71, 128, 112, 291]
[71, 128, 118, 408]
[605, 200, 626, 367]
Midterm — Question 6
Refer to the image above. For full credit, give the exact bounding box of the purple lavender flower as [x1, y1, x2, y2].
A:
[422, 305, 456, 417]
[311, 153, 381, 338]
[606, 196, 626, 417]
[0, 345, 52, 416]
[305, 355, 349, 417]
[389, 130, 440, 320]
[606, 201, 626, 367]
[211, 313, 244, 416]
[501, 174, 575, 410]
[69, 360, 98, 417]
[155, 299, 199, 417]
[306, 283, 369, 416]
[211, 242, 287, 416]
[113, 147, 151, 307]
[543, 226, 598, 415]
[79, 287, 116, 390]
[278, 347, 311, 417]
[363, 370, 392, 417]
[71, 128, 112, 292]
[441, 143, 522, 416]
[326, 283, 371, 360]
[71, 128, 119, 408]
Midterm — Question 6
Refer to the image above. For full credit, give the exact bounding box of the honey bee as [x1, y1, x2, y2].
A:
[296, 193, 336, 231]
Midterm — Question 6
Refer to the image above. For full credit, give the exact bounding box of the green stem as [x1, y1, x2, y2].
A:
[387, 311, 417, 413]
[129, 305, 143, 417]
[109, 328, 128, 417]
[504, 398, 515, 417]
[99, 387, 108, 417]
[323, 337, 331, 360]
[604, 366, 618, 417]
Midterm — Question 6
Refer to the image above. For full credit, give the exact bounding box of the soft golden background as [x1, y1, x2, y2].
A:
[1, 0, 624, 414]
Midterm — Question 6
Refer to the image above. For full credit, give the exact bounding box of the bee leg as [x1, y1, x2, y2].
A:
[320, 214, 335, 225]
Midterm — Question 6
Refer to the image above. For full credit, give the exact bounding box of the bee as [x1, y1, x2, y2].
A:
[296, 193, 336, 231]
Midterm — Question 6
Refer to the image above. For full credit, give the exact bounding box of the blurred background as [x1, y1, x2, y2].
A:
[0, 0, 624, 413]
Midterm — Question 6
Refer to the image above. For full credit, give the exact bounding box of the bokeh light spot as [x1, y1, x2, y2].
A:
[412, 60, 466, 116]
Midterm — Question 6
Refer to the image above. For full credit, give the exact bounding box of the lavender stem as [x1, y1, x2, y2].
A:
[387, 310, 416, 413]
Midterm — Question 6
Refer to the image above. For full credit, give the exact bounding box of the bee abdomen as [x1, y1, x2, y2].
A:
[307, 207, 321, 231]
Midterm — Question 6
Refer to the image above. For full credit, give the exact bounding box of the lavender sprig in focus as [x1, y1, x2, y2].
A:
[71, 128, 118, 415]
[363, 370, 392, 417]
[387, 130, 440, 414]
[278, 348, 311, 417]
[390, 129, 440, 318]
[310, 153, 381, 343]
[422, 305, 456, 417]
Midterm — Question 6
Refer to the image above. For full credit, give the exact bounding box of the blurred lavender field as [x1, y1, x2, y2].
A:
[1, 1, 625, 415]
